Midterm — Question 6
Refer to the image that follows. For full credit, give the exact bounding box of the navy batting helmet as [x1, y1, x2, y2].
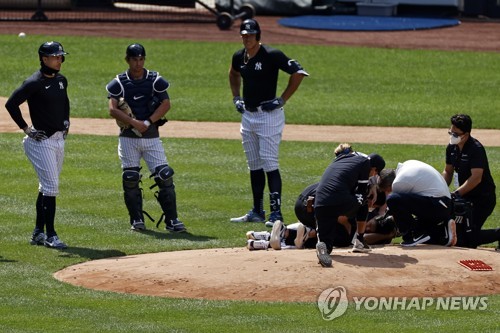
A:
[126, 43, 146, 58]
[240, 19, 261, 41]
[38, 41, 68, 61]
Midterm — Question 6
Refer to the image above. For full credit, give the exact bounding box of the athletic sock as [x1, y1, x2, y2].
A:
[250, 169, 265, 214]
[42, 195, 57, 237]
[34, 192, 44, 234]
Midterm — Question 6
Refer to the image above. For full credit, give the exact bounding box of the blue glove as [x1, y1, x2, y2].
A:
[260, 97, 285, 112]
[233, 96, 246, 114]
[24, 126, 48, 141]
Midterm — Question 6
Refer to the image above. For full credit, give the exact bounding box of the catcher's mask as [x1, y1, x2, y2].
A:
[240, 19, 261, 41]
[126, 43, 146, 59]
[38, 41, 68, 62]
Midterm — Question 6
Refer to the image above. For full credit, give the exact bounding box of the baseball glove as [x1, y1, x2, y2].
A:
[116, 97, 135, 129]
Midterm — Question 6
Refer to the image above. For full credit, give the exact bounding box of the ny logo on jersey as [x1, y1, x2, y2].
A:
[255, 62, 262, 70]
[59, 82, 64, 90]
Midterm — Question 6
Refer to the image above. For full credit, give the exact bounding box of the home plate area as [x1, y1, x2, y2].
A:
[54, 245, 499, 303]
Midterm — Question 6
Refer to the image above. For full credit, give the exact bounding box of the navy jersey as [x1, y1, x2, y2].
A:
[446, 137, 496, 198]
[295, 182, 319, 228]
[231, 44, 307, 109]
[106, 69, 169, 138]
[5, 70, 69, 137]
[315, 154, 371, 208]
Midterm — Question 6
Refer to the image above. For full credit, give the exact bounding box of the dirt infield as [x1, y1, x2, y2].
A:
[55, 245, 500, 302]
[2, 17, 499, 302]
[2, 101, 500, 146]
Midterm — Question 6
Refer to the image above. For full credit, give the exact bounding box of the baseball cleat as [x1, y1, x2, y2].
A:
[247, 239, 269, 251]
[44, 235, 68, 249]
[130, 220, 146, 231]
[30, 232, 46, 246]
[401, 234, 430, 247]
[445, 219, 457, 247]
[270, 220, 286, 250]
[294, 223, 312, 249]
[246, 230, 271, 241]
[230, 210, 265, 223]
[352, 238, 372, 253]
[316, 241, 332, 267]
[166, 218, 187, 233]
[265, 211, 284, 227]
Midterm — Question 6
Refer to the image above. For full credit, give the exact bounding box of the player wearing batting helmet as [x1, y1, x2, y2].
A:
[5, 41, 70, 249]
[106, 43, 187, 233]
[229, 19, 309, 227]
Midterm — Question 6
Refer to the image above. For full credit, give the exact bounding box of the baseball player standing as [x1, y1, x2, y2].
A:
[106, 43, 186, 233]
[229, 19, 309, 227]
[5, 41, 70, 249]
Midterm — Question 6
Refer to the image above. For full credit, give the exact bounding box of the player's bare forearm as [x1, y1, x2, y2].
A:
[229, 67, 242, 97]
[108, 98, 133, 127]
[149, 99, 170, 123]
[281, 73, 305, 102]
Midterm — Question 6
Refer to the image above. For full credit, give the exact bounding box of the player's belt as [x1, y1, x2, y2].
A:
[246, 106, 262, 112]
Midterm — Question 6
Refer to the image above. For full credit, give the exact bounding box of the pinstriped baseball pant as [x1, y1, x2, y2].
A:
[118, 137, 169, 172]
[240, 108, 285, 172]
[23, 131, 65, 197]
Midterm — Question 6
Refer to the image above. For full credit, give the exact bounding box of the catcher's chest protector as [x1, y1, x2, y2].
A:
[118, 71, 158, 119]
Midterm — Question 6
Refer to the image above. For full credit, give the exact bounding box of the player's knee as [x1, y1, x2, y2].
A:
[153, 164, 174, 187]
[122, 167, 141, 189]
[247, 158, 263, 171]
[262, 160, 279, 172]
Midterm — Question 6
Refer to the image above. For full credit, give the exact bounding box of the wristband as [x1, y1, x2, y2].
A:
[144, 120, 151, 127]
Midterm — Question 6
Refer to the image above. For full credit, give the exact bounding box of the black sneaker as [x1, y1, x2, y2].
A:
[316, 241, 332, 267]
[166, 218, 187, 233]
[130, 220, 146, 231]
[401, 234, 430, 247]
[30, 232, 46, 246]
[44, 235, 68, 249]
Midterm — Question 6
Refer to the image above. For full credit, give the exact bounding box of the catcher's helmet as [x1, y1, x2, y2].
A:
[126, 43, 146, 58]
[38, 41, 68, 61]
[240, 19, 261, 41]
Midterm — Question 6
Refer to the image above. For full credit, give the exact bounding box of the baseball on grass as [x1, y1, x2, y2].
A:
[18, 32, 26, 38]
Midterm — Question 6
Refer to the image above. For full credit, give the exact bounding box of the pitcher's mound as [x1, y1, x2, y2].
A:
[54, 245, 500, 302]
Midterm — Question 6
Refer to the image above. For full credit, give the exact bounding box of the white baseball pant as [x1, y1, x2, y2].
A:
[118, 137, 169, 172]
[240, 107, 285, 172]
[23, 131, 65, 197]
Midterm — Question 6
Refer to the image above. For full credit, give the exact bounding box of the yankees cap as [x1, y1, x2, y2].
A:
[240, 19, 260, 35]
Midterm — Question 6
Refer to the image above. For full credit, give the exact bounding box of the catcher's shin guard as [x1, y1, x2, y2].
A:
[269, 192, 282, 213]
[151, 165, 178, 225]
[122, 167, 144, 224]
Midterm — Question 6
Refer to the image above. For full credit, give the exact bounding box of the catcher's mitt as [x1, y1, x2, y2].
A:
[116, 97, 135, 129]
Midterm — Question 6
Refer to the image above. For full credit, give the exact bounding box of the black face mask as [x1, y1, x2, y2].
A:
[40, 61, 59, 76]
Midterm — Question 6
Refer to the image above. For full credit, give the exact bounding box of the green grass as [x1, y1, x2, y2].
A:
[1, 33, 499, 332]
[0, 35, 499, 128]
[0, 134, 499, 332]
